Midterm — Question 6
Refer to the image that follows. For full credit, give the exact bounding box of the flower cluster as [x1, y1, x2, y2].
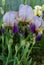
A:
[2, 4, 44, 42]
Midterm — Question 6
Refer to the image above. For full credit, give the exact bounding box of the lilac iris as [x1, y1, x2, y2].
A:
[12, 23, 19, 34]
[36, 33, 42, 41]
[29, 23, 36, 34]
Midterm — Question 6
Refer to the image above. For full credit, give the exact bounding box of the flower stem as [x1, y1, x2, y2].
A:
[24, 0, 27, 5]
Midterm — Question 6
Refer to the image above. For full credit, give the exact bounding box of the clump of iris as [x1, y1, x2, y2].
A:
[2, 3, 44, 42]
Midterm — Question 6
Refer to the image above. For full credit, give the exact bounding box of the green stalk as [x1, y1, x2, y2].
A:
[39, 0, 42, 5]
[26, 44, 34, 60]
[2, 35, 4, 56]
[24, 0, 27, 5]
[5, 28, 12, 65]
[5, 44, 12, 65]
[2, 0, 5, 6]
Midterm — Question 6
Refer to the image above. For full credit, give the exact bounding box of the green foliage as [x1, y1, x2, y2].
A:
[0, 0, 44, 65]
[0, 19, 35, 65]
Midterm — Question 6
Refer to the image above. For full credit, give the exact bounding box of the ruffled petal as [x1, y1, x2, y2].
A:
[19, 4, 34, 21]
[19, 4, 26, 21]
[3, 11, 19, 26]
[26, 5, 34, 20]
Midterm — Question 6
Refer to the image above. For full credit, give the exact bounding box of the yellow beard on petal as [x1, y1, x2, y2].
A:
[36, 29, 42, 34]
[2, 23, 14, 28]
[26, 19, 34, 23]
[16, 17, 25, 23]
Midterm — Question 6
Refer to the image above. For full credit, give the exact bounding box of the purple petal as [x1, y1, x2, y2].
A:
[36, 33, 42, 41]
[2, 28, 5, 34]
[29, 23, 36, 34]
[12, 23, 19, 34]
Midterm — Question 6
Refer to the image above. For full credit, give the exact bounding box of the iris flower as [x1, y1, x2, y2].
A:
[3, 11, 19, 27]
[3, 11, 19, 34]
[34, 5, 42, 16]
[29, 16, 44, 41]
